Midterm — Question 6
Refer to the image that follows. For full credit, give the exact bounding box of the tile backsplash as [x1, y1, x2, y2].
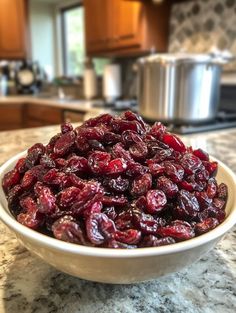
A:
[169, 0, 236, 71]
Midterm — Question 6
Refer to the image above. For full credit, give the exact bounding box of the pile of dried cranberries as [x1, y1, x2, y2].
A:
[2, 111, 228, 248]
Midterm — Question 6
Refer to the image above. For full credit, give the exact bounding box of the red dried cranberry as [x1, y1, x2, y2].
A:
[203, 161, 218, 177]
[18, 196, 44, 229]
[52, 215, 86, 244]
[162, 161, 184, 183]
[88, 151, 111, 174]
[149, 122, 166, 140]
[115, 209, 134, 230]
[111, 143, 133, 162]
[147, 159, 165, 177]
[2, 169, 21, 193]
[193, 148, 209, 161]
[162, 133, 186, 152]
[156, 176, 178, 198]
[102, 195, 128, 207]
[61, 122, 73, 134]
[54, 131, 75, 156]
[131, 173, 152, 197]
[180, 153, 202, 175]
[146, 189, 167, 214]
[195, 217, 219, 235]
[157, 220, 194, 240]
[129, 142, 148, 161]
[103, 132, 121, 145]
[86, 212, 116, 245]
[126, 162, 147, 177]
[114, 229, 141, 245]
[37, 185, 57, 215]
[122, 130, 143, 146]
[178, 190, 200, 218]
[105, 176, 129, 193]
[65, 156, 89, 174]
[58, 187, 81, 208]
[133, 212, 165, 235]
[105, 158, 127, 175]
[206, 178, 217, 198]
[217, 183, 228, 200]
[140, 235, 175, 247]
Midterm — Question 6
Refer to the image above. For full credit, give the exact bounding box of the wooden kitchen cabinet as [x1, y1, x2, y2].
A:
[84, 0, 170, 56]
[23, 104, 63, 128]
[84, 0, 112, 52]
[0, 103, 24, 131]
[0, 0, 30, 59]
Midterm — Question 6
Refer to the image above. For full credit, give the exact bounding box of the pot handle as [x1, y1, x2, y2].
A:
[210, 52, 235, 65]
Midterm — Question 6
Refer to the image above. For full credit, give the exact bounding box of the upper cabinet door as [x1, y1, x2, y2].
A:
[84, 0, 112, 53]
[113, 0, 142, 49]
[0, 0, 29, 59]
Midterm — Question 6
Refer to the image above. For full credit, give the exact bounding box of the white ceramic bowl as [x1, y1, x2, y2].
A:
[0, 151, 236, 284]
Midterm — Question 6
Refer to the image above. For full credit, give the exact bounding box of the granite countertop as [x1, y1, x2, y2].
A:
[0, 125, 236, 313]
[0, 95, 105, 114]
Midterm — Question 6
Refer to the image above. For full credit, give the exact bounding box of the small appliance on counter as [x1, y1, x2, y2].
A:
[15, 60, 45, 94]
[103, 62, 122, 103]
[83, 58, 97, 100]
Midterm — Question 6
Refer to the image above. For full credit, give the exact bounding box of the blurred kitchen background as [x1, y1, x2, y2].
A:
[1, 0, 236, 132]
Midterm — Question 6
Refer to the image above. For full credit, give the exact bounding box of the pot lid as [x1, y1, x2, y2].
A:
[139, 53, 214, 64]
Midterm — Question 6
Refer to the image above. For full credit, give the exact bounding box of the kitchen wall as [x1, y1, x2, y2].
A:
[169, 0, 236, 71]
[29, 0, 57, 78]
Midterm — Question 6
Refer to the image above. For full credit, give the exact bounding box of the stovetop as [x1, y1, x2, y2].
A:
[165, 111, 236, 134]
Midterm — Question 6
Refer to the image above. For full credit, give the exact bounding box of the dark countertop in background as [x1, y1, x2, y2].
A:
[0, 125, 236, 313]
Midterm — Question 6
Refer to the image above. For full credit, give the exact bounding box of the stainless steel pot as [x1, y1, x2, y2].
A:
[137, 53, 231, 124]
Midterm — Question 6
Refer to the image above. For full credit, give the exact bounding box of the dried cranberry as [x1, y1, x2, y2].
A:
[61, 122, 73, 134]
[105, 158, 127, 175]
[162, 161, 184, 183]
[140, 235, 175, 247]
[149, 122, 166, 140]
[129, 142, 148, 161]
[121, 130, 143, 146]
[131, 173, 152, 197]
[58, 187, 81, 208]
[162, 133, 186, 153]
[156, 176, 178, 198]
[86, 213, 116, 245]
[217, 183, 228, 200]
[193, 148, 209, 161]
[52, 215, 86, 244]
[65, 156, 89, 174]
[147, 159, 165, 177]
[102, 195, 128, 207]
[54, 131, 75, 156]
[88, 151, 111, 174]
[157, 220, 194, 240]
[180, 153, 202, 175]
[178, 190, 200, 218]
[37, 185, 57, 215]
[133, 212, 165, 235]
[2, 169, 21, 193]
[114, 229, 141, 245]
[104, 176, 129, 193]
[195, 217, 219, 235]
[146, 190, 167, 214]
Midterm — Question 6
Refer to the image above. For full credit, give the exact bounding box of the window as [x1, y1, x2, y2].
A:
[61, 5, 109, 77]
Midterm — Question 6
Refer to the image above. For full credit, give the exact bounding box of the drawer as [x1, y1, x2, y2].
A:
[25, 104, 62, 124]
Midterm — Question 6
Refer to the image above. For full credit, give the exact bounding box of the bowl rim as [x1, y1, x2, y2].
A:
[0, 150, 236, 258]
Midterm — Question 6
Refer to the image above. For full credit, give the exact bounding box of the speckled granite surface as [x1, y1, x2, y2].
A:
[0, 125, 236, 313]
